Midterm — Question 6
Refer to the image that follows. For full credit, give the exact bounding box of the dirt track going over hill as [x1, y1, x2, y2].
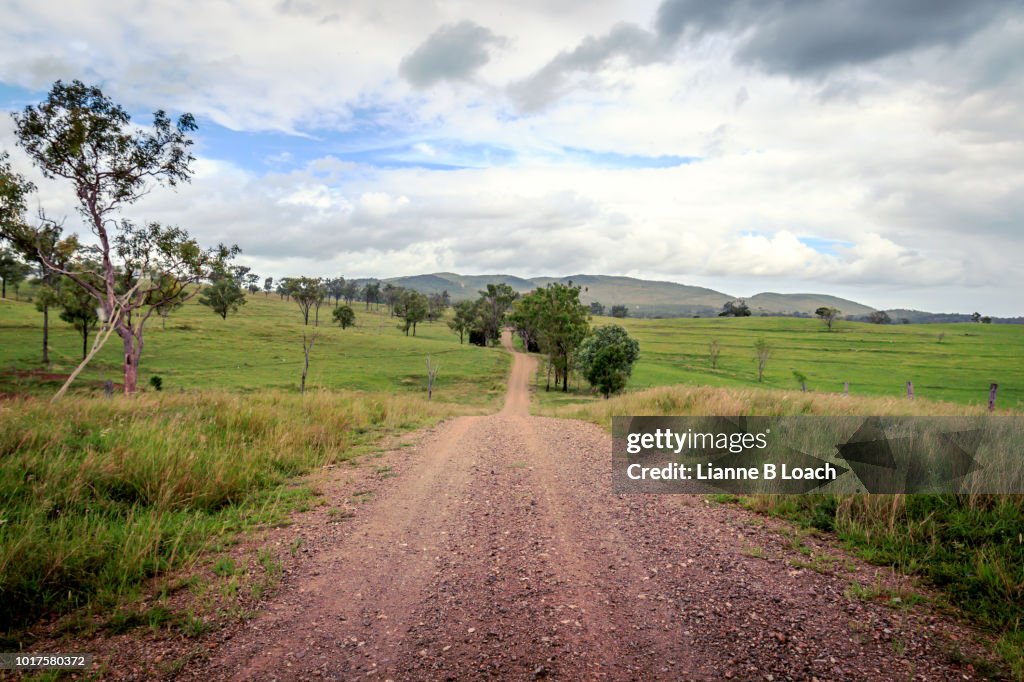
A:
[184, 332, 990, 681]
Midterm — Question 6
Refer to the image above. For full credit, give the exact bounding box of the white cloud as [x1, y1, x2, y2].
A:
[0, 0, 1022, 313]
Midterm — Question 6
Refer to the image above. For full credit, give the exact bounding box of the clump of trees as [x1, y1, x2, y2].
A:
[609, 304, 629, 318]
[868, 310, 890, 324]
[1, 81, 239, 395]
[509, 282, 589, 391]
[577, 324, 639, 398]
[719, 300, 751, 317]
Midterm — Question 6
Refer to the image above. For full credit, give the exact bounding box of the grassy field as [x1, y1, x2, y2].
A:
[0, 291, 509, 646]
[545, 384, 1024, 679]
[0, 390, 470, 646]
[558, 314, 1024, 410]
[0, 293, 509, 404]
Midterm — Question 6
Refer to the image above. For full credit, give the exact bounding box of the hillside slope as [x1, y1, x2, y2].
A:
[382, 272, 875, 317]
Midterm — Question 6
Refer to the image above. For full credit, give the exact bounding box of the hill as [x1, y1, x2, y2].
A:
[380, 272, 875, 318]
[746, 292, 876, 317]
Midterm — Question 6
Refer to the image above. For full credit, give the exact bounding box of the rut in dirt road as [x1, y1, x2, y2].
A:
[188, 331, 989, 681]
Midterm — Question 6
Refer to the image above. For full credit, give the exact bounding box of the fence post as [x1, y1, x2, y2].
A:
[906, 381, 914, 401]
[843, 381, 849, 396]
[988, 383, 998, 412]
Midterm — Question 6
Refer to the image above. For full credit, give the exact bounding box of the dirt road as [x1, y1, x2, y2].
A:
[188, 332, 990, 681]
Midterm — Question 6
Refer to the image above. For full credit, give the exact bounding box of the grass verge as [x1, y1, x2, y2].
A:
[0, 389, 465, 646]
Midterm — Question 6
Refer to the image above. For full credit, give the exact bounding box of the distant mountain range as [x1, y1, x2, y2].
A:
[377, 272, 878, 318]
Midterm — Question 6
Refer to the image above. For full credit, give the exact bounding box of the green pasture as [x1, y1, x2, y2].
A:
[588, 315, 1024, 409]
[0, 293, 509, 406]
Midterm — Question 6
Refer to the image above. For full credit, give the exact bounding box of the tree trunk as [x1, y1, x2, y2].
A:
[82, 328, 89, 360]
[42, 304, 50, 365]
[121, 330, 141, 395]
[1, 278, 5, 298]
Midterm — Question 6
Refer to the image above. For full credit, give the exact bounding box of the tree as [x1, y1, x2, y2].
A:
[333, 304, 355, 329]
[396, 289, 428, 336]
[981, 316, 992, 324]
[0, 247, 30, 299]
[708, 338, 721, 369]
[577, 324, 639, 397]
[55, 274, 99, 359]
[326, 276, 345, 305]
[427, 292, 448, 322]
[300, 330, 318, 394]
[244, 272, 260, 294]
[868, 310, 891, 325]
[199, 275, 247, 319]
[362, 282, 381, 311]
[815, 306, 840, 331]
[754, 338, 771, 382]
[263, 276, 273, 296]
[285, 276, 326, 325]
[510, 283, 589, 392]
[719, 300, 751, 317]
[477, 283, 518, 345]
[589, 301, 605, 316]
[448, 300, 478, 344]
[9, 80, 237, 395]
[971, 312, 981, 323]
[383, 283, 402, 316]
[342, 280, 359, 305]
[610, 304, 629, 318]
[426, 355, 440, 401]
[155, 292, 184, 329]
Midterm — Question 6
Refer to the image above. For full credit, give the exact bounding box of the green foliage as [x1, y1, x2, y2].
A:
[581, 323, 634, 374]
[510, 283, 590, 391]
[448, 299, 478, 344]
[477, 283, 518, 345]
[9, 80, 239, 393]
[0, 247, 31, 299]
[280, 276, 326, 325]
[149, 375, 163, 391]
[199, 277, 247, 320]
[609, 304, 629, 318]
[719, 299, 752, 317]
[55, 274, 100, 358]
[578, 325, 640, 398]
[815, 306, 840, 331]
[332, 304, 355, 329]
[395, 289, 428, 336]
[754, 337, 771, 382]
[584, 344, 629, 398]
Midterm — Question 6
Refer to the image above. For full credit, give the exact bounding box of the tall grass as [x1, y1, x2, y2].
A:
[547, 384, 1024, 677]
[0, 390, 462, 634]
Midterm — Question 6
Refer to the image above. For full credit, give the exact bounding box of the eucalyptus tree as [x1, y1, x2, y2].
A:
[7, 81, 237, 393]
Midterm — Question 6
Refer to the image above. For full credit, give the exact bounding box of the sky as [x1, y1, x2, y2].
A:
[1, 0, 1022, 314]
